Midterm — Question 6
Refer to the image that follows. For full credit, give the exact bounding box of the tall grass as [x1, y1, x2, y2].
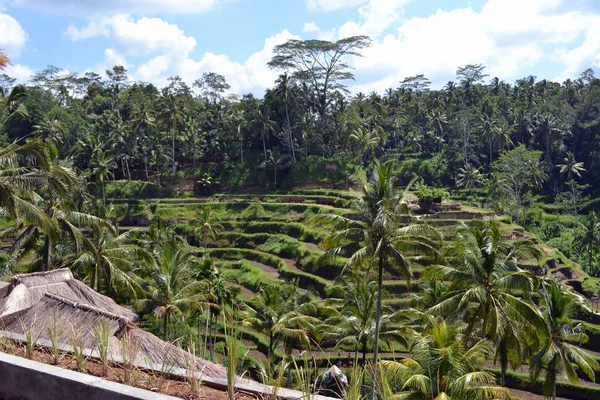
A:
[92, 320, 112, 377]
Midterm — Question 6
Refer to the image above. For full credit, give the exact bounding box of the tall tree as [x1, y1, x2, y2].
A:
[383, 319, 511, 400]
[532, 282, 599, 400]
[268, 36, 371, 120]
[320, 162, 441, 400]
[493, 145, 547, 224]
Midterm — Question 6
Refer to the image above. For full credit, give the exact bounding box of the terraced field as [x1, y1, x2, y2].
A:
[117, 188, 600, 399]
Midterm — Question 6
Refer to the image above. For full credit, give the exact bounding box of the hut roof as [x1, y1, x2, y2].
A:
[0, 270, 226, 379]
[0, 269, 136, 320]
[0, 293, 226, 378]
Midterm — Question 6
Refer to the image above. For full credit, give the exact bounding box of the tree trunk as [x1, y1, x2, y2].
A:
[370, 255, 385, 400]
[172, 126, 177, 173]
[262, 132, 267, 160]
[42, 238, 50, 272]
[163, 310, 169, 341]
[285, 102, 296, 163]
[203, 310, 210, 358]
[500, 339, 507, 386]
[362, 339, 367, 365]
[101, 179, 106, 205]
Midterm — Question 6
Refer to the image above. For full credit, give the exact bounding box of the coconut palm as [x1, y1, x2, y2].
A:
[383, 318, 511, 400]
[430, 221, 548, 385]
[253, 105, 276, 160]
[192, 206, 224, 253]
[143, 237, 210, 340]
[247, 283, 316, 366]
[274, 73, 296, 162]
[556, 152, 586, 181]
[455, 164, 486, 197]
[325, 277, 408, 364]
[158, 93, 186, 172]
[575, 211, 600, 271]
[531, 281, 599, 400]
[90, 149, 117, 205]
[7, 153, 105, 272]
[0, 140, 53, 231]
[69, 226, 152, 296]
[319, 161, 441, 400]
[350, 127, 380, 164]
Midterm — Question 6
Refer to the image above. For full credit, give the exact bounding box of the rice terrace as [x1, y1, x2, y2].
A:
[1, 2, 600, 399]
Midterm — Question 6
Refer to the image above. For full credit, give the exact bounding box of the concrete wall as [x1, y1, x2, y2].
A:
[0, 352, 179, 400]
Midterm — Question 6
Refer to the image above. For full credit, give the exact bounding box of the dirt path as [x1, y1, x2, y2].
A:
[247, 260, 280, 280]
[227, 282, 255, 300]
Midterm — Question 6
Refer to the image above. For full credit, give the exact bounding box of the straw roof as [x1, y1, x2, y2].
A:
[0, 270, 226, 379]
[0, 269, 136, 320]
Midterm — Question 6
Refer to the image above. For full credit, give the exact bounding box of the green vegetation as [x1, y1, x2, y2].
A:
[3, 45, 600, 400]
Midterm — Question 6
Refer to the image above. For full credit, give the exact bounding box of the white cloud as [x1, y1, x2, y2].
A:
[68, 14, 297, 94]
[3, 63, 34, 82]
[303, 22, 320, 33]
[346, 0, 600, 92]
[307, 0, 368, 12]
[0, 12, 27, 57]
[10, 0, 222, 15]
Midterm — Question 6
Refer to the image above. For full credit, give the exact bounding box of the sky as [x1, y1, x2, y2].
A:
[1, 0, 600, 95]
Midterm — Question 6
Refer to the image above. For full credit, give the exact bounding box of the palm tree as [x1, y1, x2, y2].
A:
[130, 106, 156, 179]
[90, 149, 117, 205]
[69, 227, 152, 296]
[480, 115, 497, 163]
[32, 119, 66, 145]
[262, 148, 289, 187]
[0, 140, 53, 232]
[383, 318, 511, 400]
[532, 282, 599, 400]
[274, 74, 296, 162]
[575, 211, 600, 271]
[493, 119, 515, 154]
[557, 152, 585, 181]
[248, 283, 315, 367]
[455, 164, 486, 197]
[427, 109, 447, 153]
[158, 93, 185, 172]
[350, 127, 379, 164]
[141, 233, 208, 340]
[534, 113, 564, 170]
[325, 277, 408, 364]
[319, 162, 441, 400]
[254, 105, 276, 160]
[193, 206, 224, 253]
[430, 221, 548, 386]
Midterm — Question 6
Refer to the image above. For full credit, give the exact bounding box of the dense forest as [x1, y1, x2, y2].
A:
[2, 36, 600, 400]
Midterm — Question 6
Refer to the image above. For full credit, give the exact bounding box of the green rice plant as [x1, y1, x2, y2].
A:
[20, 319, 39, 360]
[46, 312, 63, 365]
[0, 335, 14, 353]
[223, 309, 249, 400]
[119, 332, 140, 385]
[70, 327, 87, 372]
[185, 338, 204, 397]
[92, 320, 112, 377]
[291, 357, 318, 399]
[345, 364, 366, 400]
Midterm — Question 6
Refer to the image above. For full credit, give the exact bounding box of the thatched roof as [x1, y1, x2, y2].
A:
[0, 270, 226, 379]
[0, 293, 226, 378]
[0, 269, 136, 320]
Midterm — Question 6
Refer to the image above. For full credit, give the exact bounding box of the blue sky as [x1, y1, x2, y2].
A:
[1, 0, 599, 95]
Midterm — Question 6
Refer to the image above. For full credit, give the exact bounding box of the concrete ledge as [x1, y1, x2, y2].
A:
[0, 330, 338, 400]
[0, 352, 180, 400]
